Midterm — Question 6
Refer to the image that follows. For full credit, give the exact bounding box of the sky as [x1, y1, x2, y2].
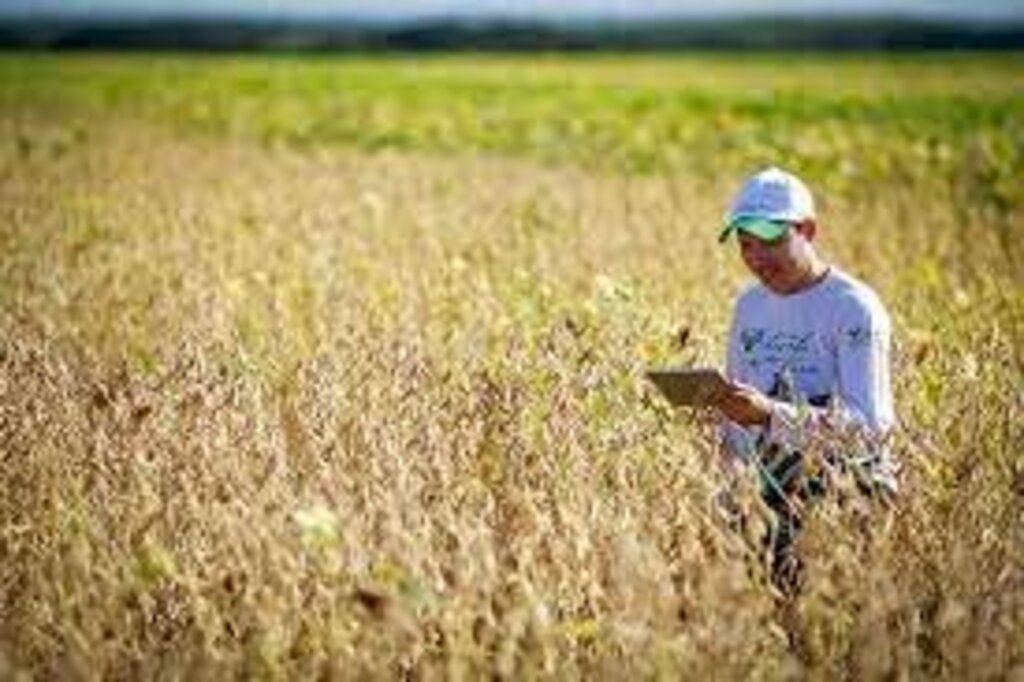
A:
[3, 0, 1023, 21]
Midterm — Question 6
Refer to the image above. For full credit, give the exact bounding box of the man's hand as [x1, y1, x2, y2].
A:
[714, 381, 775, 427]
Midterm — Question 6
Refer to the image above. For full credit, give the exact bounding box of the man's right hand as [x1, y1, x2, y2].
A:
[714, 381, 775, 427]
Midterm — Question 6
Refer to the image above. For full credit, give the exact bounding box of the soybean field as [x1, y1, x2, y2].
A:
[1, 53, 1022, 678]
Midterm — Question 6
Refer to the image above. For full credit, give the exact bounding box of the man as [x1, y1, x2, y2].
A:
[711, 167, 896, 590]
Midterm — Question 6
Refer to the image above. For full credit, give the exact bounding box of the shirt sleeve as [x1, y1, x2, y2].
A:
[833, 298, 894, 434]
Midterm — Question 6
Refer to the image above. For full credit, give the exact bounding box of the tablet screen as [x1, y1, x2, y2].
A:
[645, 367, 728, 407]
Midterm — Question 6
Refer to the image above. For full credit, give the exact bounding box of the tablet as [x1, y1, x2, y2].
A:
[645, 367, 729, 407]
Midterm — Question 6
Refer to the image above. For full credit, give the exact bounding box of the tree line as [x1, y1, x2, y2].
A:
[2, 15, 1023, 52]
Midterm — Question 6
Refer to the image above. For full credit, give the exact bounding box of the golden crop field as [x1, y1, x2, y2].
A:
[1, 53, 1022, 678]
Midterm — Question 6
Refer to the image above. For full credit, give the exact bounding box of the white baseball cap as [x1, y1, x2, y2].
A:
[719, 167, 816, 242]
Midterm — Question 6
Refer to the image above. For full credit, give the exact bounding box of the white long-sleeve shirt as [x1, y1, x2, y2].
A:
[722, 267, 897, 490]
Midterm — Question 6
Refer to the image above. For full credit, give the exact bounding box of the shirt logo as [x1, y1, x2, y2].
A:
[844, 326, 873, 348]
[740, 328, 813, 355]
[740, 328, 765, 353]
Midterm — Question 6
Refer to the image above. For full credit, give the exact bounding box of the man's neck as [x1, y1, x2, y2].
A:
[799, 258, 831, 291]
[775, 258, 830, 295]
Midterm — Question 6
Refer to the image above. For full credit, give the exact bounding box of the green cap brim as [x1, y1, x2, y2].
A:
[718, 216, 792, 243]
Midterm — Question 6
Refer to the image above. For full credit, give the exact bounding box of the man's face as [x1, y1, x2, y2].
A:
[737, 224, 814, 294]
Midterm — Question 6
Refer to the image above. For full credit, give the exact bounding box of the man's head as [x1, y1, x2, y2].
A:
[720, 167, 825, 295]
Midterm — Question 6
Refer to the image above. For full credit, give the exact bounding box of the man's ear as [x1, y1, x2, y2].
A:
[795, 218, 817, 242]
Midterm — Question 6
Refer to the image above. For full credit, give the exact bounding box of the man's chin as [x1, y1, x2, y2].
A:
[758, 274, 797, 295]
[753, 271, 780, 290]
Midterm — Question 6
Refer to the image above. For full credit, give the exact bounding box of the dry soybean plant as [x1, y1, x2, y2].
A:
[1, 114, 1022, 679]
